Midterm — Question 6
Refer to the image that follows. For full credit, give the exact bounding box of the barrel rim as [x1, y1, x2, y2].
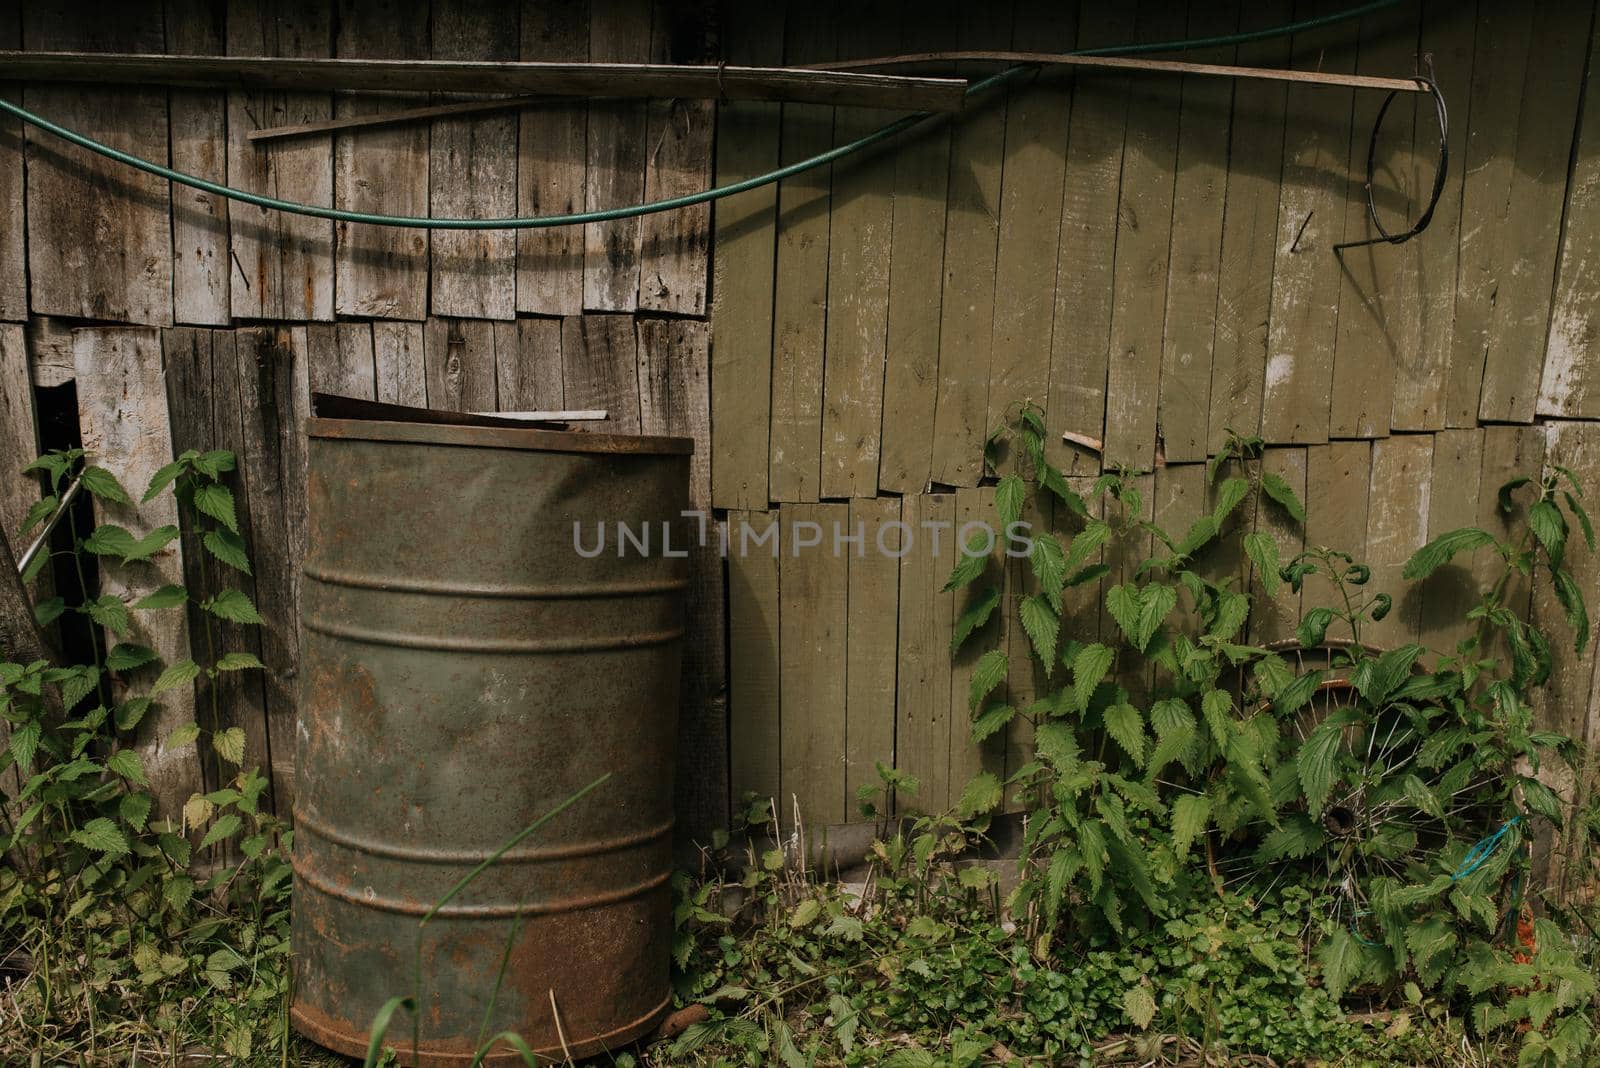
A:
[307, 416, 694, 456]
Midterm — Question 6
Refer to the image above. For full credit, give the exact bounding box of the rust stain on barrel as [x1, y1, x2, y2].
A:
[291, 413, 691, 1066]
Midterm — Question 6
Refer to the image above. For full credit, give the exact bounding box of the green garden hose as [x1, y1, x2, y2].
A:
[0, 0, 1398, 230]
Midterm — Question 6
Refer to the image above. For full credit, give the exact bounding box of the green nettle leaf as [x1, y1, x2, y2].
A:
[119, 791, 153, 832]
[125, 525, 180, 562]
[1169, 794, 1210, 860]
[1173, 516, 1220, 559]
[1528, 499, 1568, 566]
[1296, 606, 1336, 648]
[1034, 722, 1081, 771]
[1123, 985, 1157, 1031]
[85, 595, 131, 636]
[213, 726, 247, 767]
[143, 459, 187, 502]
[1040, 464, 1084, 515]
[1201, 689, 1234, 747]
[1243, 531, 1281, 597]
[1064, 520, 1111, 575]
[1255, 814, 1326, 861]
[1207, 589, 1250, 642]
[1297, 723, 1344, 817]
[1066, 562, 1110, 588]
[9, 721, 41, 770]
[194, 483, 240, 534]
[1402, 774, 1444, 820]
[1252, 654, 1295, 699]
[971, 703, 1016, 743]
[1260, 472, 1306, 523]
[107, 748, 149, 786]
[1077, 820, 1107, 896]
[192, 450, 237, 478]
[166, 722, 202, 749]
[79, 465, 132, 505]
[164, 874, 196, 911]
[71, 817, 130, 857]
[968, 649, 1008, 713]
[1406, 918, 1457, 988]
[203, 527, 253, 574]
[33, 596, 67, 626]
[1211, 477, 1251, 527]
[106, 642, 159, 672]
[83, 523, 138, 558]
[215, 651, 266, 672]
[951, 586, 1002, 654]
[200, 813, 242, 851]
[152, 659, 202, 696]
[1319, 928, 1362, 1000]
[1046, 848, 1081, 917]
[1147, 698, 1197, 774]
[1029, 534, 1066, 609]
[1521, 777, 1564, 823]
[59, 666, 100, 711]
[956, 772, 1004, 817]
[1133, 584, 1177, 652]
[1550, 566, 1590, 653]
[942, 534, 993, 592]
[1105, 584, 1140, 647]
[1072, 642, 1114, 712]
[1564, 490, 1595, 552]
[116, 697, 152, 732]
[1019, 594, 1060, 671]
[20, 494, 57, 536]
[206, 588, 264, 625]
[135, 584, 189, 611]
[996, 473, 1026, 528]
[1103, 702, 1145, 767]
[1402, 527, 1498, 580]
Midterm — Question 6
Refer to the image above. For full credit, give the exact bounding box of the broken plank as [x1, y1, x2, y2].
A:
[728, 509, 781, 808]
[422, 317, 501, 412]
[1158, 0, 1238, 464]
[896, 493, 955, 813]
[779, 501, 849, 831]
[498, 317, 563, 412]
[333, 0, 429, 321]
[306, 321, 374, 401]
[560, 313, 640, 432]
[638, 317, 726, 838]
[1260, 1, 1358, 444]
[582, 0, 650, 311]
[1364, 434, 1433, 648]
[1479, 2, 1591, 423]
[638, 0, 713, 315]
[166, 0, 231, 326]
[929, 1, 1012, 488]
[75, 327, 194, 818]
[820, 3, 898, 500]
[1044, 0, 1135, 476]
[986, 1, 1074, 442]
[768, 3, 836, 504]
[517, 0, 588, 316]
[24, 2, 172, 326]
[1327, 1, 1423, 440]
[372, 320, 426, 407]
[430, 0, 518, 320]
[845, 495, 901, 813]
[876, 0, 954, 495]
[226, 0, 334, 322]
[1207, 0, 1292, 454]
[707, 3, 781, 511]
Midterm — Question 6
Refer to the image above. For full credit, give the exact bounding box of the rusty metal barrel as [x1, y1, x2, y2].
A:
[291, 408, 691, 1066]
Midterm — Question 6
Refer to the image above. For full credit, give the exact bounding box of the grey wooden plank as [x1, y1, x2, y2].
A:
[24, 2, 173, 326]
[226, 0, 334, 322]
[0, 322, 37, 539]
[1417, 427, 1483, 659]
[0, 0, 22, 321]
[166, 0, 232, 326]
[499, 317, 564, 412]
[846, 495, 900, 813]
[1364, 434, 1433, 649]
[561, 313, 640, 432]
[1248, 447, 1306, 645]
[638, 0, 713, 316]
[24, 316, 73, 387]
[949, 486, 1005, 797]
[422, 317, 500, 412]
[517, 0, 588, 316]
[372, 320, 426, 407]
[1302, 440, 1371, 632]
[583, 0, 650, 311]
[75, 327, 194, 818]
[638, 317, 725, 837]
[780, 500, 850, 829]
[895, 492, 954, 813]
[430, 0, 518, 320]
[333, 0, 429, 321]
[306, 321, 374, 401]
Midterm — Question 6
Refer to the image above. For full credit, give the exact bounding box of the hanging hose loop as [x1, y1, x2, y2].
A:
[1333, 62, 1449, 254]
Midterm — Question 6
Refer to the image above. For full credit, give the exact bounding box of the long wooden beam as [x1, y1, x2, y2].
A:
[0, 51, 970, 112]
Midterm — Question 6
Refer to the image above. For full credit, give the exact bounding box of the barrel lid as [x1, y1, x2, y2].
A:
[306, 394, 693, 456]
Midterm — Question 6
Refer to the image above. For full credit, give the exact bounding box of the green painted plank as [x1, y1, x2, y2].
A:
[1302, 441, 1371, 638]
[1364, 435, 1434, 649]
[949, 486, 1005, 804]
[1249, 446, 1307, 644]
[728, 509, 782, 809]
[779, 501, 850, 829]
[896, 493, 955, 813]
[1416, 428, 1483, 660]
[846, 496, 902, 814]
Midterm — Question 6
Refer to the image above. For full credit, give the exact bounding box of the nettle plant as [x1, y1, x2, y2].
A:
[945, 405, 1598, 1062]
[1, 448, 290, 1059]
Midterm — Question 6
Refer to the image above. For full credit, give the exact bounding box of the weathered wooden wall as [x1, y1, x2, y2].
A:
[712, 0, 1600, 830]
[1, 0, 1599, 842]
